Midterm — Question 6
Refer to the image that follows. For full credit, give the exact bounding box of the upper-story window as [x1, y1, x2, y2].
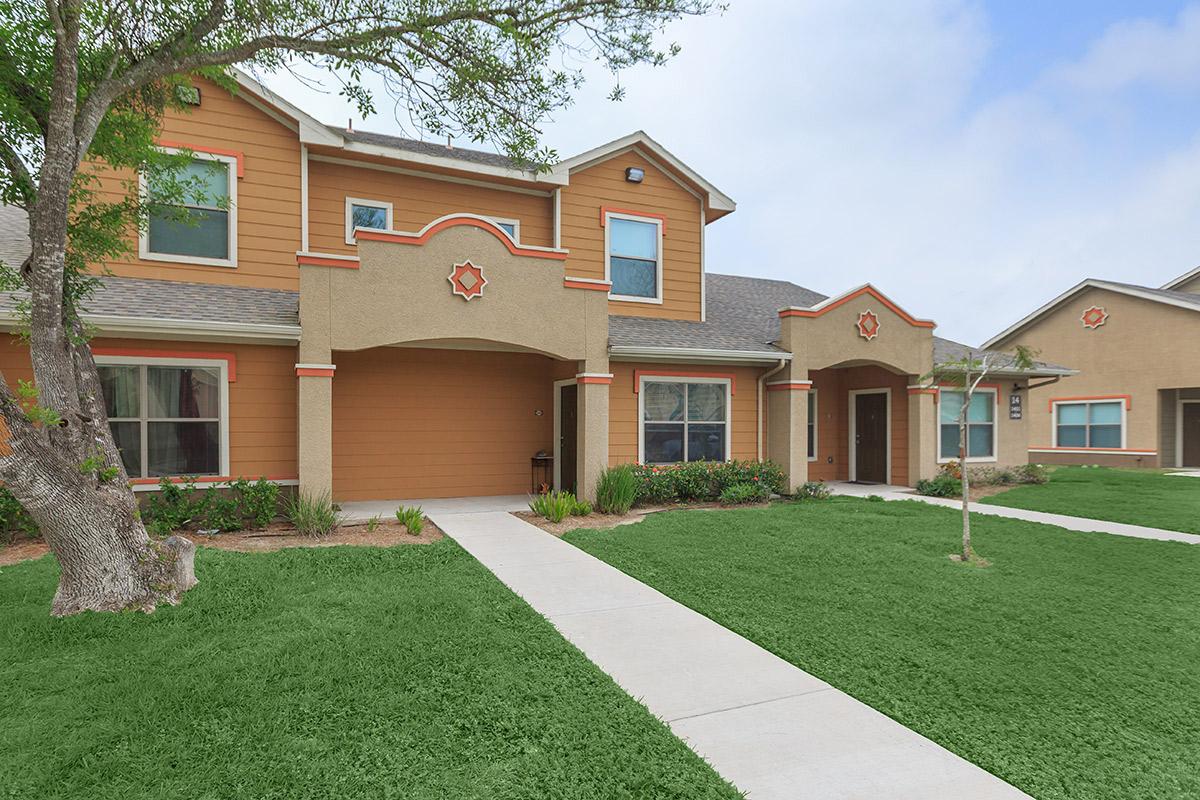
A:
[491, 217, 520, 242]
[141, 151, 237, 267]
[1054, 400, 1123, 448]
[345, 197, 392, 244]
[606, 212, 662, 303]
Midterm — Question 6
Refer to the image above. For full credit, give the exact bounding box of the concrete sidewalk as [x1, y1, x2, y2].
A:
[827, 482, 1200, 545]
[431, 506, 1030, 800]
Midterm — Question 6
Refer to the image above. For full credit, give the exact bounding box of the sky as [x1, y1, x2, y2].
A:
[262, 1, 1200, 345]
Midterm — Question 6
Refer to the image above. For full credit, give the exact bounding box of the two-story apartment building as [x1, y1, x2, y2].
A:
[0, 71, 1070, 502]
[984, 269, 1200, 469]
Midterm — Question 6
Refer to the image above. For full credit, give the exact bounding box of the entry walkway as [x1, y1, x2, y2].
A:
[430, 504, 1029, 800]
[827, 482, 1200, 545]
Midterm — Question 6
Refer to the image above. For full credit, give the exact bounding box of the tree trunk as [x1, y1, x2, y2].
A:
[959, 402, 971, 561]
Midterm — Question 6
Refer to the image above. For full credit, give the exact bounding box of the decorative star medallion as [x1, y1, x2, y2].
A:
[1081, 305, 1108, 329]
[448, 260, 487, 301]
[856, 310, 880, 340]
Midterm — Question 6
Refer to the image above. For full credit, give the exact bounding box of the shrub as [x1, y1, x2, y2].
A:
[793, 481, 832, 501]
[595, 465, 638, 514]
[230, 477, 280, 528]
[528, 490, 577, 523]
[144, 477, 200, 534]
[916, 473, 961, 498]
[0, 487, 38, 543]
[194, 491, 243, 533]
[718, 482, 768, 505]
[629, 460, 786, 507]
[938, 460, 962, 480]
[285, 491, 343, 538]
[143, 476, 283, 534]
[395, 506, 424, 535]
[571, 497, 593, 516]
[632, 465, 677, 505]
[1013, 463, 1049, 484]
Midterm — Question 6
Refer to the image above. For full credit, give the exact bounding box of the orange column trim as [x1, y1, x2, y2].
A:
[633, 370, 736, 395]
[576, 374, 613, 385]
[765, 381, 813, 392]
[157, 140, 245, 178]
[297, 253, 361, 269]
[1047, 394, 1132, 412]
[564, 278, 612, 291]
[91, 347, 237, 382]
[296, 367, 335, 378]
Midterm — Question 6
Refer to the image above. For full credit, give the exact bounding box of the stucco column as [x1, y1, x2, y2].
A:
[907, 383, 938, 485]
[297, 266, 334, 499]
[576, 362, 611, 502]
[766, 378, 810, 492]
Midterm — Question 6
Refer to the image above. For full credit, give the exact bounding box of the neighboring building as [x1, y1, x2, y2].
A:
[983, 271, 1200, 469]
[0, 71, 1069, 501]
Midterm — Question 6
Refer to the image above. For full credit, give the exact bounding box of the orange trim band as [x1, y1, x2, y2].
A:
[766, 381, 813, 392]
[600, 206, 668, 234]
[297, 254, 360, 269]
[157, 140, 245, 178]
[357, 219, 568, 261]
[130, 474, 298, 486]
[633, 370, 736, 395]
[907, 387, 938, 396]
[1048, 394, 1132, 412]
[1029, 446, 1154, 454]
[564, 279, 612, 291]
[296, 367, 335, 378]
[779, 286, 936, 329]
[577, 376, 613, 385]
[92, 347, 237, 382]
[939, 382, 1002, 404]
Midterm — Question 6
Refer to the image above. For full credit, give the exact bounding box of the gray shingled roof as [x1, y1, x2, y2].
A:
[933, 336, 1072, 375]
[0, 204, 30, 268]
[336, 127, 526, 170]
[0, 274, 299, 328]
[1092, 279, 1200, 310]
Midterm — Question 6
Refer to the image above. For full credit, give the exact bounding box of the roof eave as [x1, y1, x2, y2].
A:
[609, 344, 789, 365]
[0, 310, 302, 344]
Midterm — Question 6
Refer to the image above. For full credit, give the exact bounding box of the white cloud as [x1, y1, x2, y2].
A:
[262, 1, 1200, 345]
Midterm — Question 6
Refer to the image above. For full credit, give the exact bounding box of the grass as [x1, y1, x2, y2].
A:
[565, 498, 1200, 800]
[0, 542, 739, 800]
[982, 466, 1200, 533]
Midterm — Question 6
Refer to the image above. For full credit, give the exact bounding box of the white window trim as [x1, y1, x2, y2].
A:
[605, 210, 664, 305]
[97, 355, 231, 479]
[1052, 399, 1127, 450]
[489, 216, 521, 243]
[637, 375, 732, 464]
[138, 148, 238, 268]
[808, 389, 818, 462]
[345, 196, 394, 245]
[937, 387, 999, 464]
[847, 388, 892, 483]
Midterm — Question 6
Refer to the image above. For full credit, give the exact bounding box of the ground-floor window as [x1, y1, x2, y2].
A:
[97, 359, 227, 478]
[939, 388, 996, 461]
[641, 378, 729, 463]
[1055, 400, 1123, 448]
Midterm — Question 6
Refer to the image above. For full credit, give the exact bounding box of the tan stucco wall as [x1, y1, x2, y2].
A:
[991, 287, 1200, 465]
[1171, 273, 1200, 294]
[783, 298, 934, 377]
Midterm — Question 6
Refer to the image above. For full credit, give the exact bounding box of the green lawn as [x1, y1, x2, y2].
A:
[566, 499, 1200, 800]
[982, 466, 1200, 534]
[0, 542, 738, 800]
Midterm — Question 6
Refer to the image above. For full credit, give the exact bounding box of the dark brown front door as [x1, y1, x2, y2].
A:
[1183, 403, 1200, 468]
[559, 384, 578, 494]
[854, 392, 889, 483]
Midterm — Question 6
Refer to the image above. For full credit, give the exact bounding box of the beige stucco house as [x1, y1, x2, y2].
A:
[984, 268, 1200, 469]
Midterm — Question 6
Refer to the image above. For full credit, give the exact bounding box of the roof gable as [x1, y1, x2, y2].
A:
[1163, 265, 1200, 291]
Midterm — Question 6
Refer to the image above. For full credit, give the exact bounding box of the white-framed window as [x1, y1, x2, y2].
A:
[938, 388, 997, 462]
[605, 212, 663, 303]
[1054, 400, 1124, 449]
[639, 377, 730, 463]
[97, 356, 230, 479]
[490, 217, 520, 242]
[140, 149, 237, 267]
[345, 197, 393, 244]
[808, 390, 818, 460]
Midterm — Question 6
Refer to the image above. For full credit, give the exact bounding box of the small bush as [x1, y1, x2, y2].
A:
[718, 482, 768, 505]
[595, 465, 638, 515]
[195, 491, 243, 533]
[366, 515, 382, 532]
[793, 481, 832, 501]
[916, 473, 961, 498]
[629, 460, 787, 507]
[285, 491, 343, 538]
[395, 506, 424, 535]
[230, 477, 280, 528]
[144, 477, 200, 534]
[528, 490, 577, 523]
[865, 494, 885, 502]
[571, 497, 593, 516]
[1013, 463, 1049, 484]
[0, 487, 38, 543]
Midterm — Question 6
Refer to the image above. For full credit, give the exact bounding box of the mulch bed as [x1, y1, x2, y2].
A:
[514, 500, 766, 537]
[0, 519, 442, 567]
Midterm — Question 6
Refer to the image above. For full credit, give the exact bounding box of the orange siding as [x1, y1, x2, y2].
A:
[808, 366, 909, 485]
[86, 77, 303, 290]
[609, 362, 765, 464]
[308, 157, 554, 255]
[332, 347, 563, 501]
[0, 335, 297, 479]
[561, 152, 703, 321]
